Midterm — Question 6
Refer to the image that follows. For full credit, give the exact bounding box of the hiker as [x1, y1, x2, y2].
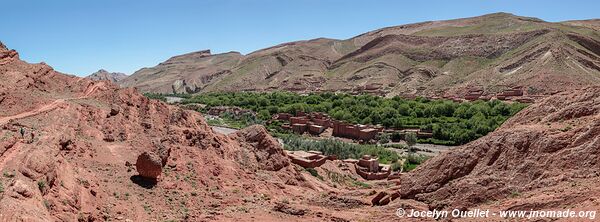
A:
[19, 127, 25, 138]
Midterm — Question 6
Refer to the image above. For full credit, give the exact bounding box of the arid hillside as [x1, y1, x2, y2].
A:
[121, 13, 600, 98]
[120, 50, 243, 94]
[372, 85, 600, 220]
[0, 43, 377, 221]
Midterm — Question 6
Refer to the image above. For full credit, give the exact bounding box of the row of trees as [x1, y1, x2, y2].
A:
[177, 91, 527, 145]
[280, 134, 400, 164]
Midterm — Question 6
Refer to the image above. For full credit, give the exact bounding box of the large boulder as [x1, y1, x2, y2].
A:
[135, 151, 163, 179]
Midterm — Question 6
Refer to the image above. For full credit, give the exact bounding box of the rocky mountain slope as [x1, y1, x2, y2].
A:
[373, 85, 600, 217]
[121, 13, 600, 97]
[0, 43, 374, 221]
[120, 50, 243, 94]
[86, 69, 128, 82]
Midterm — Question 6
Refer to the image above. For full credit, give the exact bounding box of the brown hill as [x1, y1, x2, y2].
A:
[122, 13, 600, 97]
[120, 50, 243, 93]
[86, 69, 128, 82]
[374, 85, 600, 215]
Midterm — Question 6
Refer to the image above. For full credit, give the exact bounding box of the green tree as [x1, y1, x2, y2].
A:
[405, 132, 417, 152]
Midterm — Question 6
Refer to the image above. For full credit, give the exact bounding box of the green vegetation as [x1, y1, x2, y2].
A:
[352, 180, 371, 188]
[281, 134, 399, 164]
[143, 93, 171, 102]
[509, 189, 521, 198]
[405, 132, 418, 152]
[37, 180, 46, 192]
[325, 170, 371, 188]
[403, 154, 430, 172]
[43, 199, 51, 210]
[305, 168, 323, 180]
[3, 170, 15, 178]
[178, 92, 527, 145]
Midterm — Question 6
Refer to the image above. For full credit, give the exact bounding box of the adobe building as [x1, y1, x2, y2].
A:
[291, 123, 307, 134]
[332, 121, 382, 142]
[274, 113, 293, 121]
[275, 111, 383, 140]
[274, 112, 333, 136]
[308, 124, 326, 135]
[290, 116, 310, 125]
[496, 86, 524, 100]
[355, 155, 391, 180]
[285, 150, 334, 168]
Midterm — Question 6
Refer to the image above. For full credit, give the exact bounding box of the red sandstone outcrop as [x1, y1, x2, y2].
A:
[230, 125, 289, 171]
[135, 152, 162, 179]
[0, 43, 314, 221]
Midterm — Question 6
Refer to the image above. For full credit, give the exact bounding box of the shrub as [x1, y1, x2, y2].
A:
[37, 180, 46, 192]
[403, 154, 430, 172]
[305, 168, 318, 177]
[390, 161, 402, 172]
[405, 132, 417, 151]
[305, 168, 323, 180]
[377, 133, 390, 144]
[352, 180, 371, 188]
[43, 199, 51, 209]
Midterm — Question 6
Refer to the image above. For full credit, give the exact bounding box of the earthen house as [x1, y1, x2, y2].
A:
[285, 150, 334, 168]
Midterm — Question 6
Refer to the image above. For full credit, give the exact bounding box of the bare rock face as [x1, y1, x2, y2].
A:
[136, 151, 163, 179]
[155, 141, 171, 167]
[231, 125, 289, 171]
[86, 69, 128, 83]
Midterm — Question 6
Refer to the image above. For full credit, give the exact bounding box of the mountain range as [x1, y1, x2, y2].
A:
[118, 13, 600, 97]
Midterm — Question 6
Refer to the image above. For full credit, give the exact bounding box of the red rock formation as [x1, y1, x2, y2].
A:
[0, 44, 310, 221]
[379, 86, 600, 210]
[229, 125, 289, 171]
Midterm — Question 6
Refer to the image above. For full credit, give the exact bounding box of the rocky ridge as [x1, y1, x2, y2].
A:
[86, 69, 128, 83]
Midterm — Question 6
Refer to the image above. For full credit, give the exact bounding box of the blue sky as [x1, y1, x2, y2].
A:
[1, 0, 598, 76]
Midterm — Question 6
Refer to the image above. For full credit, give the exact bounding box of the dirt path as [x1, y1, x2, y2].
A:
[0, 82, 105, 126]
[0, 82, 105, 168]
[0, 99, 65, 125]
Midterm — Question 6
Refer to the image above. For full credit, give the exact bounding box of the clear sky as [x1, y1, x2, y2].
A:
[1, 0, 598, 76]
